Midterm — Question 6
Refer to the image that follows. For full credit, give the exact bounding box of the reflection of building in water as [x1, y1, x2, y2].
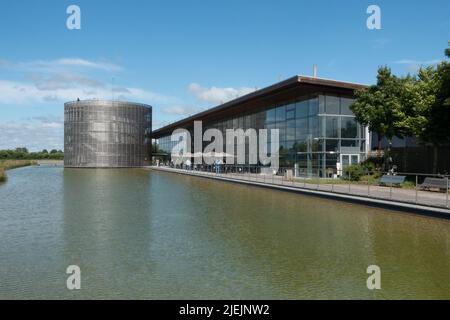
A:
[154, 76, 369, 178]
[64, 100, 152, 168]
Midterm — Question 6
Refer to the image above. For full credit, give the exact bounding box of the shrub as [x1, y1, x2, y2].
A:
[361, 157, 383, 173]
[342, 164, 365, 181]
[0, 168, 6, 183]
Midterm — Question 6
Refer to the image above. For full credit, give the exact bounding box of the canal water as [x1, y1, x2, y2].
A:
[0, 165, 449, 299]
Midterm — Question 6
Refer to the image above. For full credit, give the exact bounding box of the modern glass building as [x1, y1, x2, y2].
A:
[153, 76, 369, 177]
[64, 100, 152, 168]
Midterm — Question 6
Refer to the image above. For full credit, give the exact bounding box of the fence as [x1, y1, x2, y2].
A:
[153, 163, 450, 209]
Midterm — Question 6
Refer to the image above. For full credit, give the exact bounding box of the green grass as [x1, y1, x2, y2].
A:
[400, 181, 417, 189]
[290, 173, 425, 190]
[0, 160, 38, 183]
[293, 174, 382, 186]
[294, 178, 349, 185]
[0, 168, 5, 183]
[0, 159, 37, 170]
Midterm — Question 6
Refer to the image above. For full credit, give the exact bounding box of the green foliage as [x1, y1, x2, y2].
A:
[351, 67, 405, 149]
[397, 67, 446, 143]
[0, 160, 38, 170]
[360, 157, 383, 172]
[0, 148, 64, 160]
[0, 160, 38, 183]
[342, 164, 365, 181]
[351, 42, 450, 173]
[341, 159, 383, 182]
[0, 168, 5, 183]
[395, 44, 450, 172]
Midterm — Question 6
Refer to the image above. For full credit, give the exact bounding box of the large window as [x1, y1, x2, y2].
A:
[326, 139, 339, 152]
[296, 99, 309, 118]
[341, 117, 358, 139]
[158, 93, 364, 177]
[276, 106, 286, 122]
[325, 96, 340, 114]
[286, 120, 296, 140]
[296, 118, 308, 139]
[266, 108, 276, 123]
[309, 96, 319, 116]
[286, 106, 295, 120]
[341, 97, 354, 115]
[325, 116, 339, 138]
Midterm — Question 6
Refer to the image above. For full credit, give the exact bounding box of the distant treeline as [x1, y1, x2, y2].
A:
[0, 148, 64, 160]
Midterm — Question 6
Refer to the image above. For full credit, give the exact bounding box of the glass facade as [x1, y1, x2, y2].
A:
[157, 94, 366, 177]
[64, 100, 152, 167]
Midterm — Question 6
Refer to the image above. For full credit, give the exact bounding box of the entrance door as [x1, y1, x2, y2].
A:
[338, 154, 360, 177]
[340, 154, 360, 168]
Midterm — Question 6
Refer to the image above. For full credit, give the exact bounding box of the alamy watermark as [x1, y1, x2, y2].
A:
[367, 5, 381, 30]
[66, 265, 81, 290]
[66, 5, 81, 30]
[366, 265, 381, 290]
[170, 121, 280, 170]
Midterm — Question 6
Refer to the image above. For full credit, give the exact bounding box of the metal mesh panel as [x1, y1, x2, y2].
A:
[64, 100, 152, 168]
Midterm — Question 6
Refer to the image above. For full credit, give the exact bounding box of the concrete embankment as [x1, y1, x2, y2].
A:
[148, 166, 450, 220]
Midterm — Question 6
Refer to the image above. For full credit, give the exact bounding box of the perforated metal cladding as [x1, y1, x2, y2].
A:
[64, 100, 152, 167]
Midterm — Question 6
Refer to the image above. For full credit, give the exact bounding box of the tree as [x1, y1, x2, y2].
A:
[397, 45, 450, 173]
[0, 148, 64, 160]
[15, 147, 28, 154]
[445, 40, 450, 58]
[427, 42, 450, 172]
[350, 67, 404, 154]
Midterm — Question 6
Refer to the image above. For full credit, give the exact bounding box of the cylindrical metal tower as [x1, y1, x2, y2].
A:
[64, 100, 152, 168]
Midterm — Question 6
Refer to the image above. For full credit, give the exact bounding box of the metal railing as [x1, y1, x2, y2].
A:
[152, 163, 450, 210]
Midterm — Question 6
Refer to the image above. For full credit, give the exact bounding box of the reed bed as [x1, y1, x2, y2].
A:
[0, 160, 37, 183]
[0, 168, 5, 183]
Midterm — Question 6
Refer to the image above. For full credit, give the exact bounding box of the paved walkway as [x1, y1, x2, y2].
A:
[148, 166, 450, 218]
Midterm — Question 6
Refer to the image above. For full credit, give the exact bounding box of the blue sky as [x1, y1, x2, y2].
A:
[0, 0, 449, 150]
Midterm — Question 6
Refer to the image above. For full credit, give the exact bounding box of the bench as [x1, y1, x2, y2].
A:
[379, 175, 406, 187]
[419, 177, 450, 192]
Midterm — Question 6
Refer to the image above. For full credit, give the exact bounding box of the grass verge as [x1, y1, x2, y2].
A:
[0, 168, 5, 183]
[0, 160, 38, 183]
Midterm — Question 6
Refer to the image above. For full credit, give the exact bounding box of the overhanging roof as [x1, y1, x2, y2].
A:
[152, 76, 367, 138]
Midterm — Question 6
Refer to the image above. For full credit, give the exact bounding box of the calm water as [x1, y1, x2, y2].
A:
[0, 165, 449, 299]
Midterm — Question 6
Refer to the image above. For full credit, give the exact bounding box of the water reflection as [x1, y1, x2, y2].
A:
[62, 169, 154, 298]
[0, 166, 449, 299]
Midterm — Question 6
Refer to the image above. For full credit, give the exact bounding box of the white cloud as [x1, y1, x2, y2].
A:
[393, 59, 441, 65]
[0, 57, 182, 106]
[161, 105, 189, 115]
[371, 38, 390, 49]
[160, 105, 203, 116]
[0, 56, 184, 150]
[0, 79, 175, 105]
[54, 58, 122, 71]
[30, 73, 105, 90]
[0, 57, 122, 73]
[41, 122, 62, 129]
[0, 120, 63, 151]
[392, 59, 441, 73]
[188, 83, 255, 105]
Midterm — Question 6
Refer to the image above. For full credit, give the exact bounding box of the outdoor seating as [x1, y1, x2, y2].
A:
[419, 177, 450, 192]
[379, 175, 406, 187]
